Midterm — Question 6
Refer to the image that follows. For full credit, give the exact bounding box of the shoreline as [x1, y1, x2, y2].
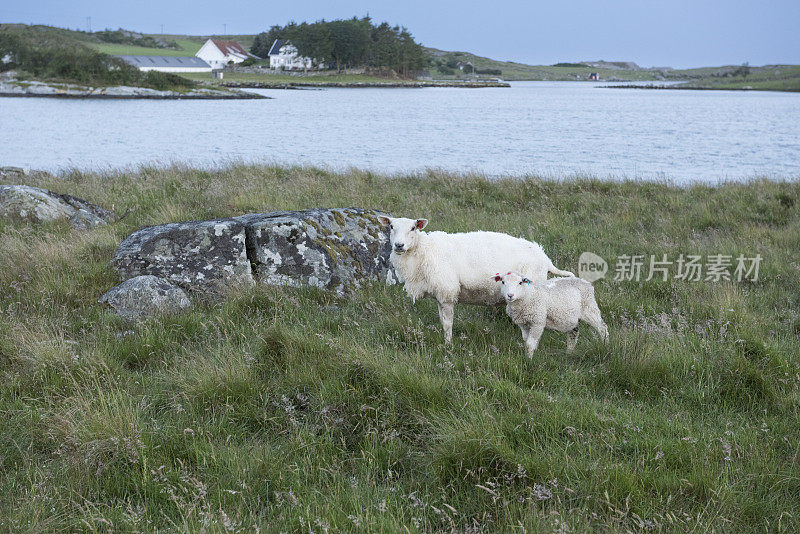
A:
[217, 80, 511, 89]
[0, 79, 267, 100]
[605, 83, 800, 93]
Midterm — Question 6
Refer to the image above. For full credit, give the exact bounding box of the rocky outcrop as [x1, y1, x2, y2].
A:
[109, 208, 395, 294]
[0, 79, 266, 99]
[99, 275, 191, 319]
[0, 184, 117, 229]
[239, 209, 394, 290]
[111, 218, 254, 291]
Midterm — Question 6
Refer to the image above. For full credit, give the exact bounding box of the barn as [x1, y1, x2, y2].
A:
[115, 55, 213, 73]
[195, 39, 258, 69]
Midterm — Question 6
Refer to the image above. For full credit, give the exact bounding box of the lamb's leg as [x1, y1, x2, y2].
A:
[567, 327, 579, 352]
[582, 300, 609, 341]
[437, 300, 455, 344]
[525, 322, 545, 358]
[519, 325, 529, 342]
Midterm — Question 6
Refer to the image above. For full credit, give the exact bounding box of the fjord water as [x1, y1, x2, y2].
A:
[1, 82, 799, 182]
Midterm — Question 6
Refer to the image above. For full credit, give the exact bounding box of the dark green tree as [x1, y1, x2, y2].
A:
[250, 25, 287, 58]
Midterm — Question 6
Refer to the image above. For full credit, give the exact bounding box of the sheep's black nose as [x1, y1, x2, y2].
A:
[394, 243, 404, 249]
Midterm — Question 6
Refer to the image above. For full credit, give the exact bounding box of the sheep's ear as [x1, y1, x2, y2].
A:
[377, 216, 391, 227]
[492, 273, 502, 282]
[415, 219, 428, 230]
[522, 278, 532, 284]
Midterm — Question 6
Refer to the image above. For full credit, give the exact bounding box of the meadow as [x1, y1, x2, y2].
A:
[0, 164, 798, 532]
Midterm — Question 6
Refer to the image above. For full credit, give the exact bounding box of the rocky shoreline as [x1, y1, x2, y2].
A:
[0, 79, 267, 99]
[219, 80, 510, 89]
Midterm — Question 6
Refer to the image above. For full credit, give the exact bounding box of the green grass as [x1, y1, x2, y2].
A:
[679, 65, 800, 92]
[181, 72, 448, 86]
[1, 169, 800, 530]
[88, 38, 203, 57]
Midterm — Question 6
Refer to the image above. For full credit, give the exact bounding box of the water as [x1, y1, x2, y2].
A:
[1, 81, 799, 183]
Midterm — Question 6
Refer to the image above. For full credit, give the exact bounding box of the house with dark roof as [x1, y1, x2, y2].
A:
[268, 39, 313, 70]
[115, 55, 212, 73]
[195, 39, 258, 69]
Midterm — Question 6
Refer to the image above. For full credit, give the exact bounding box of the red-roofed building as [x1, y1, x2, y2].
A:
[196, 39, 258, 69]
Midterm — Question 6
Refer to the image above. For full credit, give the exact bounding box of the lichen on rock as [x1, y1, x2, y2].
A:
[108, 208, 395, 295]
[99, 275, 191, 319]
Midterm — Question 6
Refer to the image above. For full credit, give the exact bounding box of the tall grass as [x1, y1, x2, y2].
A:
[0, 164, 798, 531]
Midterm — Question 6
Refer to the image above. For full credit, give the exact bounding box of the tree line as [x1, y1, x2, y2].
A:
[250, 17, 427, 76]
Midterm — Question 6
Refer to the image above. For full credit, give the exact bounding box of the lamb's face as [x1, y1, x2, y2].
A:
[493, 271, 533, 303]
[378, 216, 428, 254]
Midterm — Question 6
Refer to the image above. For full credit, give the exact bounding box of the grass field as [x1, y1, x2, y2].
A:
[180, 72, 497, 87]
[87, 38, 203, 57]
[1, 164, 798, 531]
[679, 65, 800, 92]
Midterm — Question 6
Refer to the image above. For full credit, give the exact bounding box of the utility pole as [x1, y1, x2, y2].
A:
[160, 24, 164, 34]
[86, 16, 92, 33]
[223, 23, 227, 35]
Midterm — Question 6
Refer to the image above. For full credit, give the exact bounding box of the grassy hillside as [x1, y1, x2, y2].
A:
[1, 165, 798, 531]
[680, 65, 800, 92]
[0, 24, 196, 91]
[88, 38, 202, 57]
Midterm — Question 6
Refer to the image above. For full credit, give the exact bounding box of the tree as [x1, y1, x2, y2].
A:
[250, 17, 427, 76]
[250, 25, 286, 58]
[328, 18, 370, 71]
[286, 21, 332, 67]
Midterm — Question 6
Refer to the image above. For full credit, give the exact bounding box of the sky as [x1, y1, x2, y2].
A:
[4, 0, 800, 68]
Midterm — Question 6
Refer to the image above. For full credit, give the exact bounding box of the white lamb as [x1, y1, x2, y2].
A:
[378, 216, 575, 343]
[494, 271, 608, 357]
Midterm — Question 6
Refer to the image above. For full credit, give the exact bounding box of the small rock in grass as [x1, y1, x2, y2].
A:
[99, 275, 191, 320]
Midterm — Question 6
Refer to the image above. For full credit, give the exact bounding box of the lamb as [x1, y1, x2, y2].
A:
[378, 216, 575, 343]
[494, 271, 608, 357]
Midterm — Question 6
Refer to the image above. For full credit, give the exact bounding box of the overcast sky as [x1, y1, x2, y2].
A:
[4, 0, 799, 68]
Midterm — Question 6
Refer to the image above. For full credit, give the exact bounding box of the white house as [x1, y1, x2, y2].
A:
[115, 55, 212, 73]
[268, 39, 313, 70]
[195, 39, 257, 69]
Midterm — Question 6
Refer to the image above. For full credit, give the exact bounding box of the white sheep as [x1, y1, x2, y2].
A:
[493, 271, 608, 356]
[378, 216, 574, 343]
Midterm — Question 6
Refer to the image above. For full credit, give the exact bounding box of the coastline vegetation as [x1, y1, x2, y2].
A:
[1, 164, 798, 531]
[0, 24, 196, 91]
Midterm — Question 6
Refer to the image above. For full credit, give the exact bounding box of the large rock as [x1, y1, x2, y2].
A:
[99, 275, 191, 319]
[0, 184, 116, 228]
[109, 208, 394, 293]
[111, 218, 255, 291]
[239, 208, 394, 291]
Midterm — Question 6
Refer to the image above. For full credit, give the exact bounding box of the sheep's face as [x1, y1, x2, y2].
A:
[378, 216, 428, 254]
[493, 271, 533, 303]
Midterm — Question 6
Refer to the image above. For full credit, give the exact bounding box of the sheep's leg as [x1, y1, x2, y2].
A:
[525, 322, 545, 358]
[583, 301, 609, 341]
[567, 327, 579, 352]
[519, 325, 529, 342]
[437, 300, 455, 344]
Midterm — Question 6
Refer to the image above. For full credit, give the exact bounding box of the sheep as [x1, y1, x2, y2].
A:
[493, 271, 608, 356]
[378, 216, 575, 343]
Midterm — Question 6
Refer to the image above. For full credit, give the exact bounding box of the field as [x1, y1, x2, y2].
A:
[87, 38, 203, 57]
[679, 65, 800, 92]
[181, 72, 410, 85]
[1, 164, 798, 531]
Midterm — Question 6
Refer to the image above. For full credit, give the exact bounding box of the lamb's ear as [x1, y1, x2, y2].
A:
[377, 216, 391, 227]
[522, 277, 532, 284]
[491, 273, 502, 282]
[415, 218, 428, 230]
